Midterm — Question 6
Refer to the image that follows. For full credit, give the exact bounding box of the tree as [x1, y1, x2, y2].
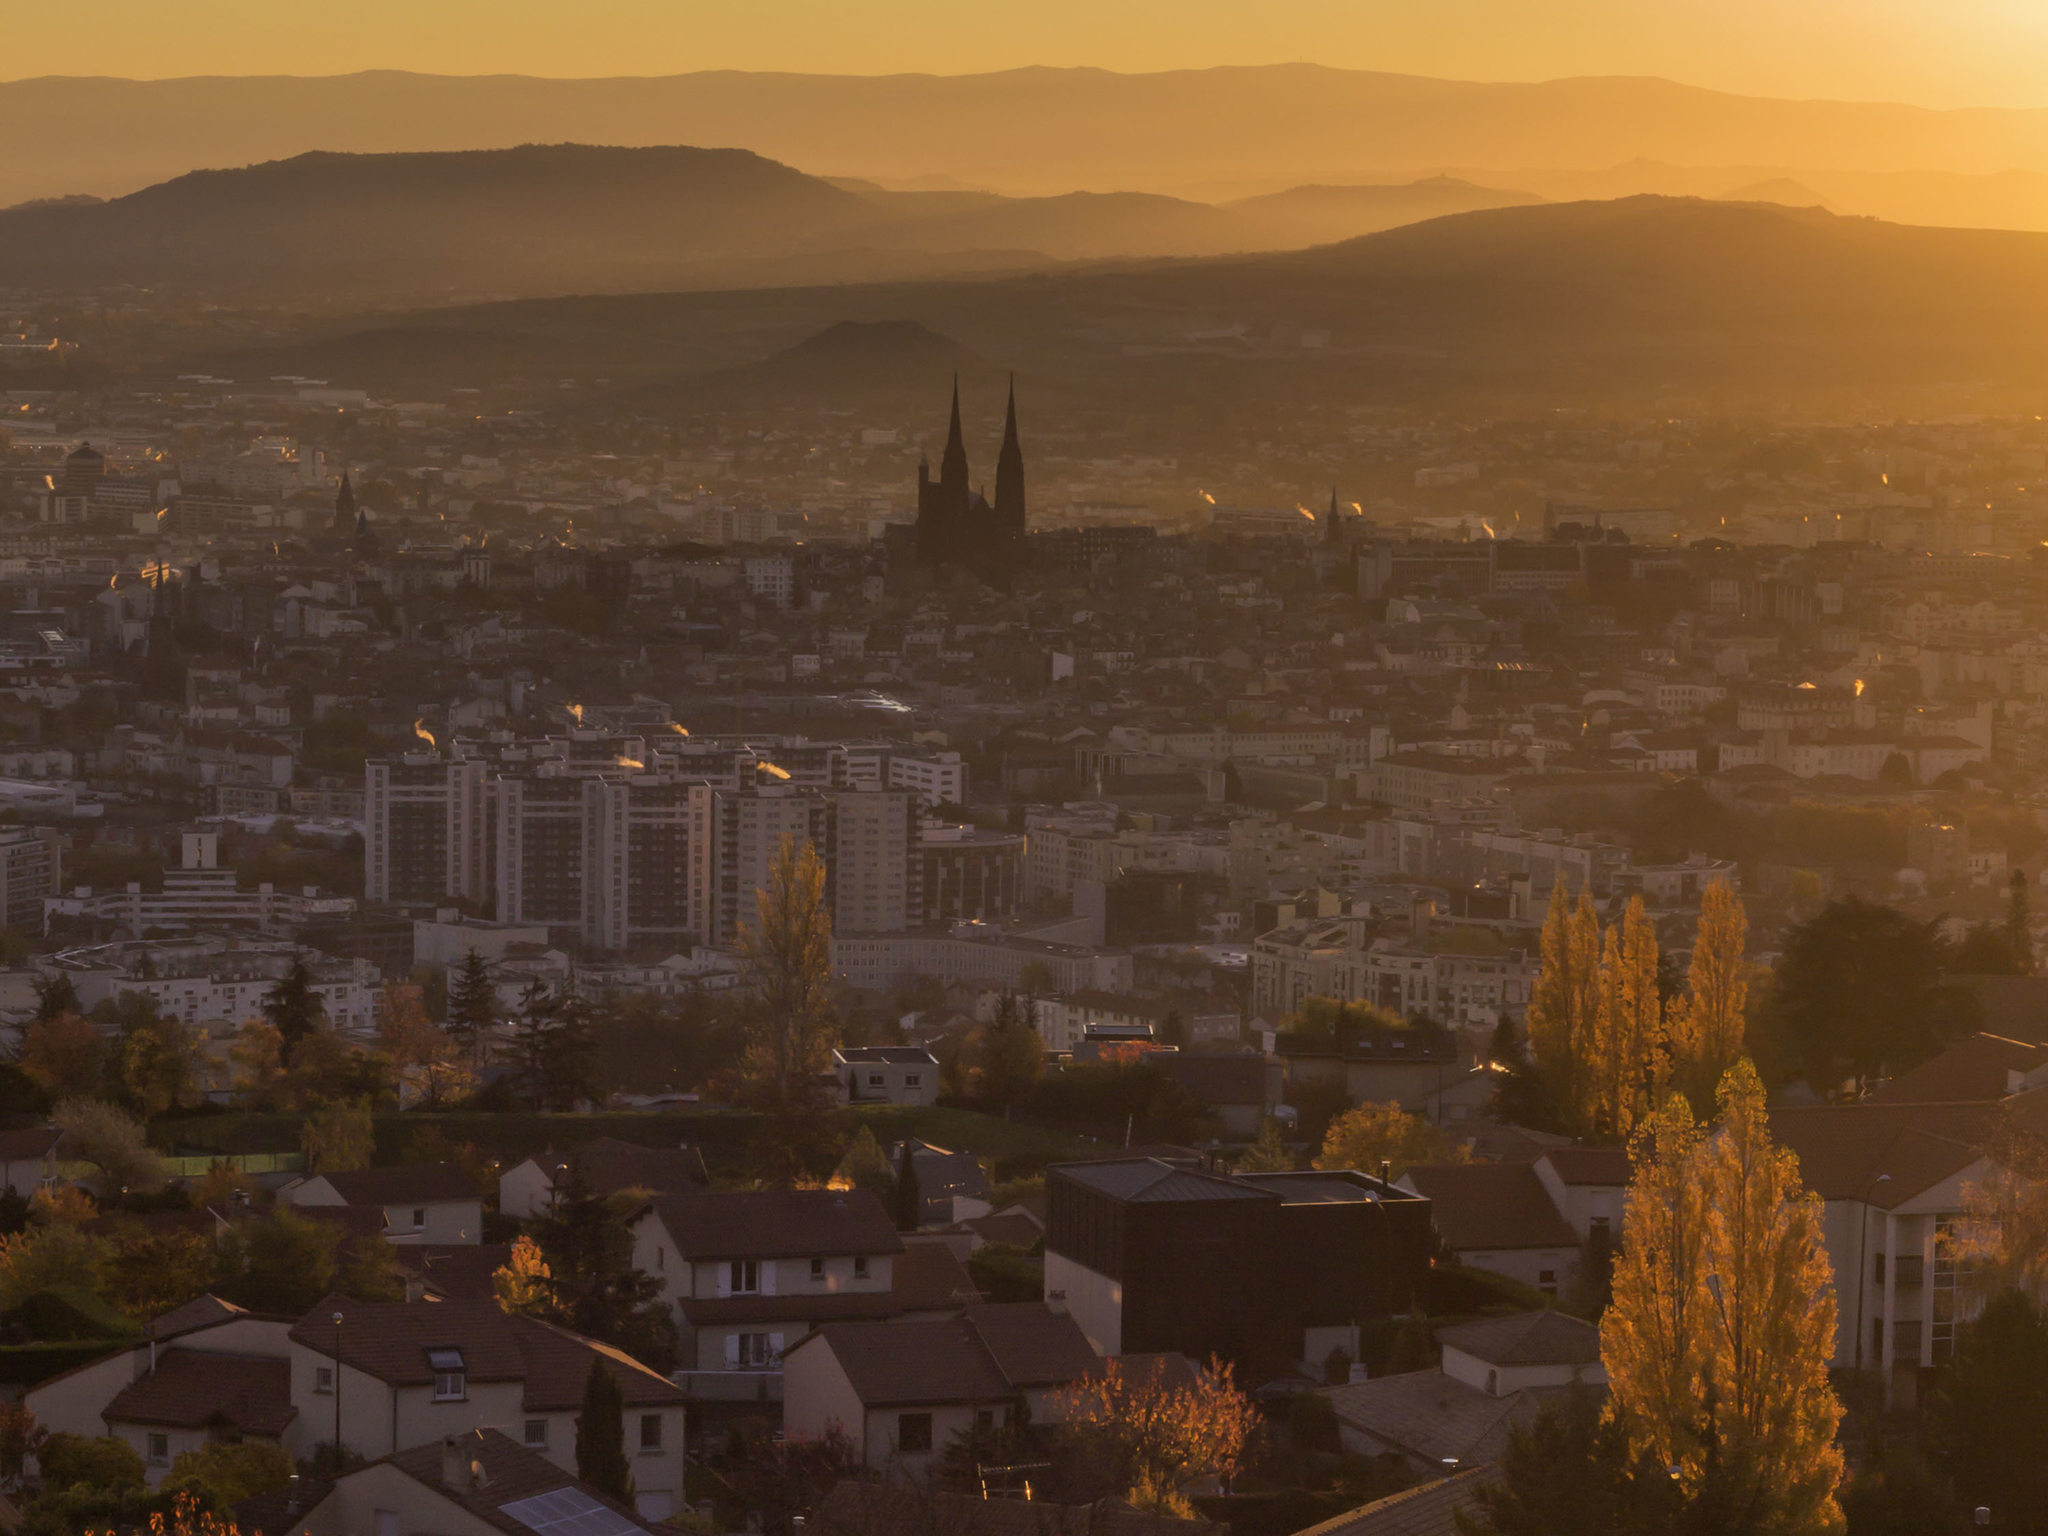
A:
[104, 1229, 217, 1322]
[575, 1355, 632, 1503]
[973, 993, 1043, 1111]
[53, 1099, 166, 1199]
[510, 984, 597, 1112]
[1237, 1117, 1298, 1173]
[18, 1012, 107, 1101]
[30, 973, 80, 1025]
[1927, 1288, 2048, 1529]
[1948, 1106, 2048, 1299]
[2008, 869, 2034, 975]
[891, 1141, 923, 1232]
[1487, 1016, 1556, 1132]
[1590, 895, 1663, 1141]
[1602, 1063, 1844, 1535]
[163, 1441, 293, 1509]
[1047, 1356, 1258, 1514]
[216, 1208, 339, 1315]
[299, 1098, 373, 1174]
[737, 835, 838, 1105]
[444, 948, 498, 1067]
[0, 1403, 46, 1490]
[493, 1234, 552, 1313]
[0, 1224, 110, 1311]
[1315, 1101, 1467, 1180]
[1665, 881, 1751, 1116]
[1772, 897, 1977, 1088]
[1526, 883, 1604, 1136]
[527, 1172, 676, 1370]
[833, 1126, 894, 1192]
[1459, 1386, 1678, 1536]
[115, 1006, 198, 1118]
[227, 1018, 285, 1107]
[376, 982, 467, 1109]
[37, 1431, 144, 1492]
[261, 958, 327, 1064]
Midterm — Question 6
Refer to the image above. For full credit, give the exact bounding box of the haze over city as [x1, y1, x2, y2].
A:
[4, 6, 2048, 1536]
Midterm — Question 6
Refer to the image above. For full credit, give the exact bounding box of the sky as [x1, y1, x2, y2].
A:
[14, 0, 2048, 110]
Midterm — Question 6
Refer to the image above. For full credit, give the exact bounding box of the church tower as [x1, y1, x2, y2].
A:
[994, 377, 1024, 530]
[332, 472, 357, 537]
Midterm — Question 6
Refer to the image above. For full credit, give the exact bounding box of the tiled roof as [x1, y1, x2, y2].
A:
[1764, 1097, 2045, 1206]
[1865, 1032, 2048, 1105]
[839, 1047, 940, 1065]
[0, 1126, 59, 1162]
[392, 1243, 514, 1303]
[793, 1317, 1014, 1407]
[1052, 1159, 1272, 1204]
[313, 1162, 481, 1206]
[1321, 1370, 1580, 1468]
[1533, 1146, 1630, 1187]
[1400, 1163, 1579, 1252]
[559, 1138, 709, 1198]
[814, 1481, 1224, 1536]
[897, 1238, 983, 1311]
[1435, 1311, 1601, 1368]
[1287, 1468, 1494, 1536]
[506, 1316, 687, 1412]
[963, 1303, 1100, 1387]
[645, 1188, 904, 1261]
[148, 1294, 250, 1340]
[384, 1428, 659, 1536]
[103, 1349, 295, 1437]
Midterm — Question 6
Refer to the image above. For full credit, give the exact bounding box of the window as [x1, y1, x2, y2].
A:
[1589, 1216, 1611, 1242]
[640, 1414, 662, 1451]
[904, 1074, 922, 1089]
[1538, 1269, 1557, 1295]
[411, 1208, 426, 1229]
[523, 1420, 548, 1448]
[810, 1258, 826, 1281]
[974, 1409, 994, 1433]
[655, 1247, 665, 1272]
[853, 1256, 869, 1279]
[729, 1260, 759, 1295]
[868, 1073, 886, 1088]
[315, 1366, 334, 1395]
[147, 1433, 169, 1466]
[897, 1412, 933, 1454]
[428, 1347, 466, 1401]
[736, 1333, 774, 1368]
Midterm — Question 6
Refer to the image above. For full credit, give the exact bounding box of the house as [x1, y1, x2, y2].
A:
[287, 1297, 689, 1516]
[0, 1125, 59, 1200]
[783, 1303, 1100, 1470]
[1320, 1312, 1604, 1474]
[892, 1140, 994, 1228]
[1529, 1147, 1629, 1248]
[283, 1163, 484, 1244]
[628, 1189, 979, 1384]
[1288, 1469, 1493, 1536]
[1396, 1162, 1584, 1296]
[1149, 1054, 1281, 1140]
[835, 1046, 941, 1106]
[1865, 1031, 2048, 1104]
[257, 1426, 666, 1534]
[498, 1137, 709, 1220]
[1043, 1160, 1432, 1370]
[1272, 1021, 1465, 1112]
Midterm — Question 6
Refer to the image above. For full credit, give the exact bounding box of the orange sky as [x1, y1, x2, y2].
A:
[16, 0, 2048, 110]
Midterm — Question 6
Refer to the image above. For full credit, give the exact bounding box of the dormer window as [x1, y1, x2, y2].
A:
[428, 1347, 466, 1401]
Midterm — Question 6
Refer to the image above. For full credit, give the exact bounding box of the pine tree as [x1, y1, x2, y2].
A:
[530, 1170, 676, 1370]
[575, 1355, 632, 1503]
[262, 958, 325, 1065]
[444, 949, 497, 1067]
[1603, 1063, 1844, 1534]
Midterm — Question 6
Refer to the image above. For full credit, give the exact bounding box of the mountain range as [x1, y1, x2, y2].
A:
[171, 195, 2048, 415]
[18, 66, 2048, 231]
[0, 144, 1538, 299]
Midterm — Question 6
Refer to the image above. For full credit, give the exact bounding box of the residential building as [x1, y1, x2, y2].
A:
[0, 825, 60, 930]
[834, 1046, 940, 1106]
[498, 1137, 709, 1220]
[364, 756, 490, 905]
[282, 1163, 485, 1244]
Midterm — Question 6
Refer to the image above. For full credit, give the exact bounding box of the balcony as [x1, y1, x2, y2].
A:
[675, 1369, 783, 1404]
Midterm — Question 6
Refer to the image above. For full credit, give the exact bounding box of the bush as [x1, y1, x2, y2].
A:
[38, 1431, 145, 1492]
[164, 1440, 293, 1507]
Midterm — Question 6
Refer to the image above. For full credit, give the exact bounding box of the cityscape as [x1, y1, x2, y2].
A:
[9, 6, 2048, 1535]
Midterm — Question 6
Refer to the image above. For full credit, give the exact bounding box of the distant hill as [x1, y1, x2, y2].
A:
[1226, 176, 1543, 246]
[0, 143, 1551, 300]
[15, 66, 2048, 211]
[180, 196, 2048, 414]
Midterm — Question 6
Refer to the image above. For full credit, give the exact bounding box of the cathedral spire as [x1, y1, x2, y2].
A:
[939, 373, 969, 499]
[332, 471, 356, 536]
[994, 374, 1024, 525]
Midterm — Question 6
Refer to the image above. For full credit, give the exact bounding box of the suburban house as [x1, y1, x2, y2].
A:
[0, 1125, 59, 1200]
[1396, 1162, 1585, 1297]
[1289, 1469, 1493, 1536]
[1272, 1020, 1465, 1111]
[1043, 1159, 1432, 1371]
[1529, 1147, 1629, 1247]
[31, 1292, 688, 1518]
[1149, 1054, 1282, 1140]
[811, 1478, 1227, 1536]
[628, 1189, 980, 1390]
[1320, 1311, 1606, 1474]
[834, 1046, 941, 1106]
[253, 1427, 664, 1535]
[497, 1137, 710, 1220]
[892, 1140, 995, 1228]
[282, 1163, 484, 1244]
[783, 1303, 1100, 1470]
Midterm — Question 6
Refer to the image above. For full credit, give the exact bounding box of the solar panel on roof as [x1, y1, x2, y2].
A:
[499, 1487, 647, 1536]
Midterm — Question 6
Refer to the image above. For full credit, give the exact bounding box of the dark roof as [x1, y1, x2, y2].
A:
[962, 1303, 1100, 1388]
[1534, 1146, 1630, 1186]
[392, 1243, 515, 1303]
[0, 1126, 59, 1162]
[1434, 1311, 1601, 1368]
[897, 1238, 984, 1310]
[840, 1047, 941, 1065]
[148, 1294, 250, 1340]
[1151, 1055, 1269, 1106]
[1866, 1032, 2048, 1104]
[1961, 974, 2048, 1043]
[1765, 1096, 2048, 1208]
[309, 1162, 480, 1206]
[1051, 1159, 1273, 1205]
[1288, 1469, 1494, 1536]
[384, 1428, 660, 1536]
[814, 1481, 1224, 1536]
[552, 1137, 709, 1198]
[285, 1297, 683, 1408]
[103, 1349, 295, 1437]
[962, 1209, 1045, 1248]
[1400, 1164, 1579, 1252]
[793, 1317, 1014, 1407]
[1323, 1372, 1579, 1468]
[644, 1189, 904, 1260]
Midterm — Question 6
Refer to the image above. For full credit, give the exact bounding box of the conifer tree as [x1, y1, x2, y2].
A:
[262, 958, 326, 1065]
[575, 1354, 632, 1502]
[444, 949, 497, 1068]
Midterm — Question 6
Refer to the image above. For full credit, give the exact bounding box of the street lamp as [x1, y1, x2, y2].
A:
[331, 1311, 344, 1457]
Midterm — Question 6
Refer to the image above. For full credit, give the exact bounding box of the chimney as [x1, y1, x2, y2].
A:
[440, 1436, 463, 1490]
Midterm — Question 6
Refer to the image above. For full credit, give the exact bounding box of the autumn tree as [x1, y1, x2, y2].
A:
[227, 1019, 285, 1107]
[833, 1126, 894, 1193]
[104, 1229, 217, 1322]
[1665, 881, 1751, 1116]
[1315, 1101, 1466, 1180]
[493, 1234, 552, 1313]
[299, 1098, 374, 1174]
[1237, 1117, 1298, 1173]
[738, 834, 838, 1104]
[971, 993, 1043, 1112]
[1602, 1062, 1844, 1534]
[53, 1099, 166, 1199]
[1590, 895, 1663, 1141]
[113, 1003, 198, 1118]
[1947, 1105, 2048, 1298]
[19, 1011, 107, 1101]
[1048, 1356, 1258, 1515]
[1526, 883, 1604, 1136]
[376, 982, 467, 1109]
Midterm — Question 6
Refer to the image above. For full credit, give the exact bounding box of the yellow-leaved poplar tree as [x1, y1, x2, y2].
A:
[1591, 895, 1663, 1140]
[1604, 1060, 1844, 1534]
[737, 834, 838, 1104]
[1666, 880, 1750, 1114]
[1528, 882, 1605, 1134]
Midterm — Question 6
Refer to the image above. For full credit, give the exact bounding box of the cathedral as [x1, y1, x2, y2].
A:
[914, 377, 1026, 584]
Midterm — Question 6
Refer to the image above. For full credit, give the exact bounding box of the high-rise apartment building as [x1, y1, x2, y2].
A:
[364, 757, 490, 906]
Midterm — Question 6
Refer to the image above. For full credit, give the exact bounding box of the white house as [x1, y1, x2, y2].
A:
[1396, 1162, 1583, 1298]
[498, 1138, 709, 1221]
[832, 1046, 940, 1107]
[283, 1163, 484, 1244]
